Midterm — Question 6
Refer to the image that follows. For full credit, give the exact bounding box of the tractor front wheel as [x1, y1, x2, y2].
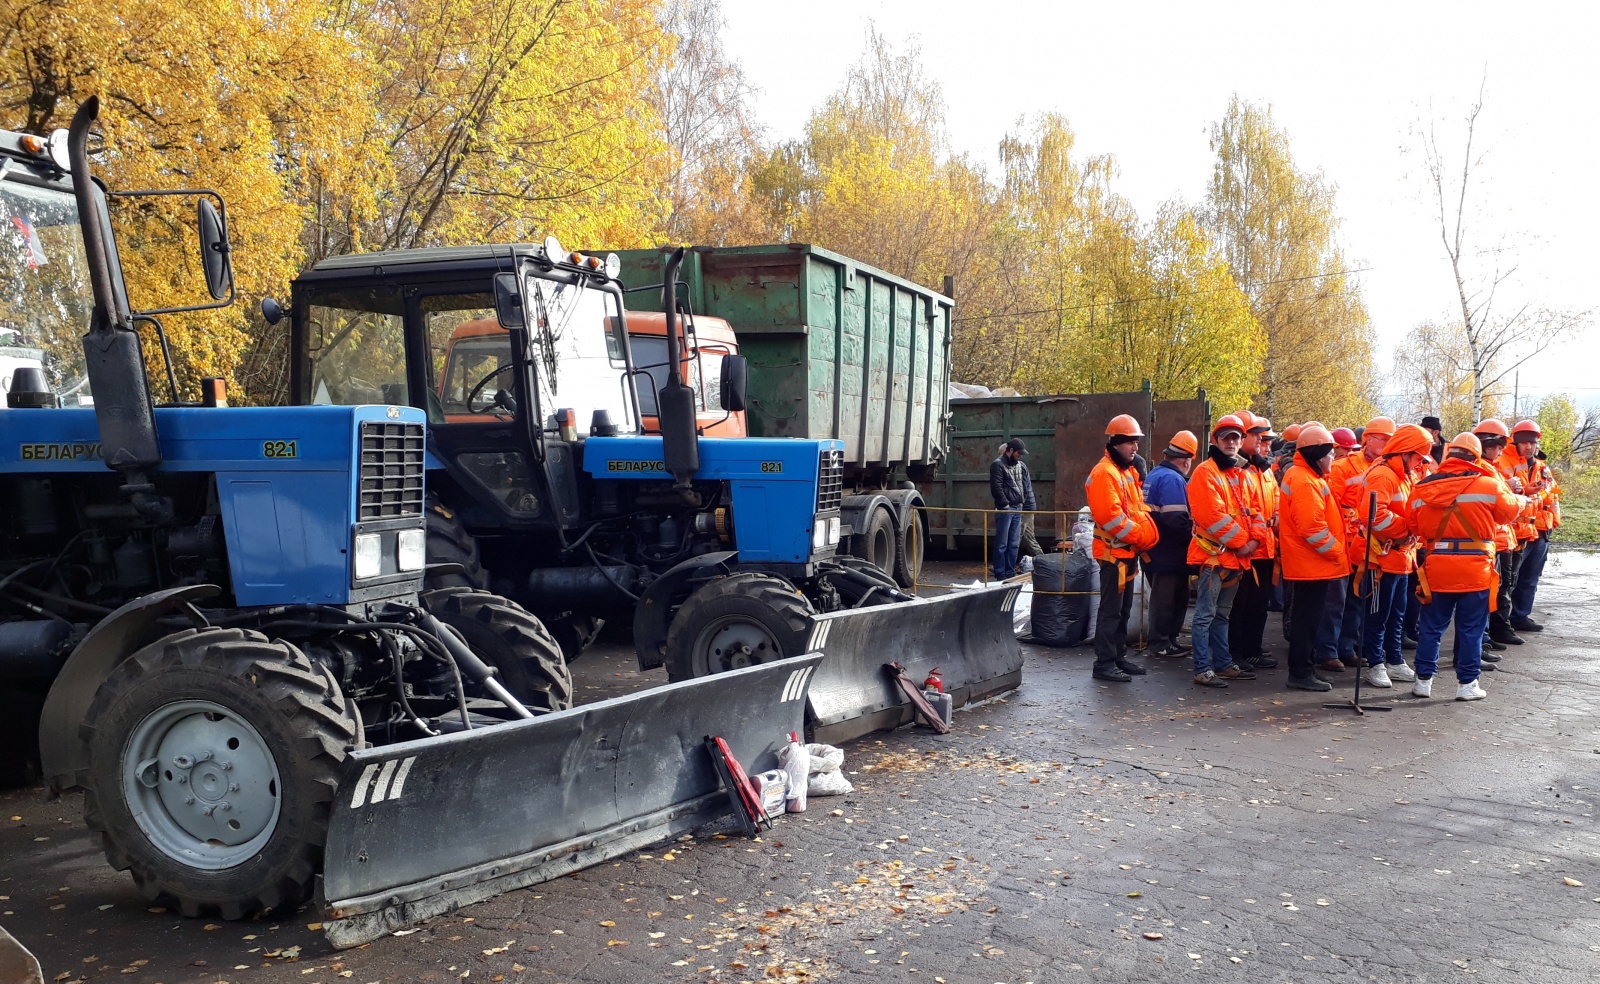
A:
[420, 588, 573, 713]
[664, 573, 815, 682]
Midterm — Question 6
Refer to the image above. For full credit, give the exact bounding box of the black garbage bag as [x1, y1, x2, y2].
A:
[1030, 549, 1097, 647]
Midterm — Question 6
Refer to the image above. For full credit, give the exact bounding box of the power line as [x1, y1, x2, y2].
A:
[952, 266, 1373, 325]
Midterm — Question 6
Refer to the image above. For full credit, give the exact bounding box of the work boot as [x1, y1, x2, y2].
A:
[1093, 667, 1133, 683]
[1480, 650, 1502, 663]
[1363, 663, 1393, 689]
[1483, 637, 1507, 652]
[1193, 670, 1229, 688]
[1116, 659, 1148, 676]
[1385, 661, 1417, 682]
[1317, 659, 1346, 673]
[1490, 625, 1525, 645]
[1339, 654, 1362, 669]
[1215, 664, 1256, 681]
[1401, 635, 1418, 651]
[1456, 680, 1488, 701]
[1412, 676, 1433, 699]
[1242, 654, 1279, 671]
[1510, 616, 1543, 633]
[1287, 675, 1332, 692]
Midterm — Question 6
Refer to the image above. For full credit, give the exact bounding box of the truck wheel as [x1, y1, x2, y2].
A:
[546, 614, 604, 664]
[420, 588, 573, 713]
[425, 494, 489, 590]
[79, 627, 356, 919]
[664, 573, 815, 681]
[856, 507, 896, 575]
[894, 507, 925, 588]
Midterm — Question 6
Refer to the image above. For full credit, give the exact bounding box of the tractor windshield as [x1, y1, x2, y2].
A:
[0, 174, 95, 392]
[524, 274, 636, 434]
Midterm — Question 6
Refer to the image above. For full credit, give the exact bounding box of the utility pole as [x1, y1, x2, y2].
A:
[1513, 371, 1520, 421]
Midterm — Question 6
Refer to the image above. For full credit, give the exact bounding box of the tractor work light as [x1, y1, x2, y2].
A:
[827, 516, 841, 545]
[353, 533, 383, 580]
[812, 519, 827, 551]
[397, 528, 426, 572]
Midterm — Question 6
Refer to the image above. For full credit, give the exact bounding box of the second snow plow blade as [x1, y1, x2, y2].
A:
[804, 583, 1023, 744]
[319, 654, 820, 948]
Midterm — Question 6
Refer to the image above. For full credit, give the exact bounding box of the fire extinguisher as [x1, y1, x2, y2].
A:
[922, 668, 944, 693]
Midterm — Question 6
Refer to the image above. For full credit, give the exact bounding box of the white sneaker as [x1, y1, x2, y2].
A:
[1456, 680, 1488, 701]
[1386, 661, 1417, 682]
[1412, 676, 1433, 698]
[1364, 663, 1393, 688]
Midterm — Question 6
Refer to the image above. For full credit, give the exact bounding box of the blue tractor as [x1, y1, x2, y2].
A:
[0, 101, 574, 918]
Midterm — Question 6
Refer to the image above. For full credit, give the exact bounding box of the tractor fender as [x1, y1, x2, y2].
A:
[38, 584, 221, 790]
[632, 551, 737, 671]
[878, 487, 926, 528]
[839, 493, 893, 540]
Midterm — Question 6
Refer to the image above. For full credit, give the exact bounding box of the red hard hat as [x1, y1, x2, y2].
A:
[1212, 414, 1247, 440]
[1512, 419, 1542, 439]
[1106, 413, 1144, 439]
[1472, 418, 1510, 439]
[1331, 427, 1359, 449]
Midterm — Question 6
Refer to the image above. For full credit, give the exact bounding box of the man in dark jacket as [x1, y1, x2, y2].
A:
[989, 438, 1035, 580]
[1141, 430, 1198, 655]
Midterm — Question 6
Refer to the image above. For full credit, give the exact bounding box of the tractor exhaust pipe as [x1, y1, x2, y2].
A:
[657, 246, 699, 502]
[67, 98, 165, 516]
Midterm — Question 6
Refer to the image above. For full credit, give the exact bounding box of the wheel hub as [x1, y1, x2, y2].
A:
[123, 700, 282, 869]
[697, 618, 779, 673]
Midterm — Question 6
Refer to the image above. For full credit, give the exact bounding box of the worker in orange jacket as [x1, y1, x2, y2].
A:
[1086, 414, 1160, 683]
[1407, 433, 1523, 701]
[1470, 419, 1526, 664]
[1354, 423, 1432, 689]
[1277, 424, 1347, 692]
[1229, 411, 1280, 672]
[1183, 414, 1262, 688]
[1321, 417, 1393, 672]
[1507, 420, 1555, 633]
[1311, 426, 1365, 670]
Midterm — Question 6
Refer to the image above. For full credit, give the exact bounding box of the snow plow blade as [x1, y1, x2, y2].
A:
[804, 583, 1023, 744]
[319, 654, 821, 948]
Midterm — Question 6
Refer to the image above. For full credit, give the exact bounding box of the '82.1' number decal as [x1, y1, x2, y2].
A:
[263, 440, 299, 459]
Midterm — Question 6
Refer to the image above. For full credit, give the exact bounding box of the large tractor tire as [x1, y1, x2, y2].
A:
[664, 573, 815, 682]
[893, 505, 926, 588]
[79, 627, 357, 919]
[854, 506, 897, 576]
[546, 614, 605, 664]
[420, 588, 573, 713]
[425, 494, 489, 590]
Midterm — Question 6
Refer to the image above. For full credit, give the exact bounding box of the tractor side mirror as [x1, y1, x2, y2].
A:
[260, 296, 284, 325]
[493, 273, 525, 329]
[197, 198, 231, 301]
[719, 354, 748, 413]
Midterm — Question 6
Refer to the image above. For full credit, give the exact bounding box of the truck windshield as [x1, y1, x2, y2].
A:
[524, 276, 636, 434]
[0, 175, 95, 391]
[629, 335, 723, 416]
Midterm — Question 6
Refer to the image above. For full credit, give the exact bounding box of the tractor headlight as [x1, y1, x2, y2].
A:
[827, 516, 841, 545]
[812, 519, 827, 551]
[353, 533, 383, 579]
[397, 528, 426, 572]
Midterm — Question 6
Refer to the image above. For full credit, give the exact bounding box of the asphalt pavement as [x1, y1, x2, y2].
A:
[3, 553, 1598, 983]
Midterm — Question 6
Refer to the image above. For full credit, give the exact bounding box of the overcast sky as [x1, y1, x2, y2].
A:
[720, 0, 1598, 412]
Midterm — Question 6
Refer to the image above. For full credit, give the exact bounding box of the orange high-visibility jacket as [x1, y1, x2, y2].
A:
[1358, 457, 1416, 575]
[1086, 454, 1158, 561]
[1497, 446, 1541, 542]
[1278, 461, 1349, 580]
[1329, 451, 1370, 568]
[1407, 456, 1523, 594]
[1185, 455, 1254, 569]
[1244, 460, 1278, 559]
[1528, 458, 1560, 532]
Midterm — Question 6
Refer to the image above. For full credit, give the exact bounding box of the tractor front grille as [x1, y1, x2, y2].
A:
[358, 421, 425, 521]
[816, 448, 845, 512]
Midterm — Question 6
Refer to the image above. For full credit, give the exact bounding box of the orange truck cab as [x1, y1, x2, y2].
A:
[436, 311, 746, 437]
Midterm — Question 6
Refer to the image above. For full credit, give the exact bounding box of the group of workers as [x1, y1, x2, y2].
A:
[1065, 410, 1560, 701]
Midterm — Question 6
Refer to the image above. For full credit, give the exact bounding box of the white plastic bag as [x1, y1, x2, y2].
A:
[804, 743, 844, 774]
[808, 769, 854, 796]
[779, 734, 810, 813]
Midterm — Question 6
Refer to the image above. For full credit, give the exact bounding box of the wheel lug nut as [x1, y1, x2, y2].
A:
[201, 804, 216, 816]
[228, 784, 240, 793]
[218, 802, 232, 812]
[175, 775, 188, 784]
[220, 762, 233, 771]
[197, 750, 214, 762]
[184, 797, 195, 806]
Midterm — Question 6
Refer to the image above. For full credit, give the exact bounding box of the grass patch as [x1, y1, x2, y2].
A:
[1552, 499, 1600, 547]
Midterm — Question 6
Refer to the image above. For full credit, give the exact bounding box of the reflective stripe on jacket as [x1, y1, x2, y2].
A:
[1407, 457, 1522, 594]
[1087, 454, 1158, 561]
[1185, 456, 1252, 569]
[1358, 457, 1416, 574]
[1278, 462, 1349, 580]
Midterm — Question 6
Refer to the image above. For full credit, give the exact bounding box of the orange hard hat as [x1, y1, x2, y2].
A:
[1280, 423, 1303, 443]
[1364, 416, 1397, 439]
[1512, 419, 1542, 439]
[1447, 432, 1483, 457]
[1296, 423, 1334, 448]
[1234, 410, 1257, 430]
[1166, 430, 1199, 457]
[1384, 423, 1433, 457]
[1331, 427, 1359, 448]
[1211, 414, 1247, 440]
[1105, 413, 1144, 439]
[1253, 416, 1275, 436]
[1472, 418, 1510, 439]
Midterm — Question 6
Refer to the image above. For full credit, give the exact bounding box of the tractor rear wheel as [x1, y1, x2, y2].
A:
[425, 494, 489, 590]
[664, 573, 815, 682]
[420, 588, 573, 713]
[80, 628, 356, 919]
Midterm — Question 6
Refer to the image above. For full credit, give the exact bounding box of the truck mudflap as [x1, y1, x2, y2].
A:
[803, 583, 1023, 744]
[319, 654, 821, 949]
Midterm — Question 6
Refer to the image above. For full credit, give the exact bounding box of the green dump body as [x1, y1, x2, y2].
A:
[613, 245, 952, 487]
